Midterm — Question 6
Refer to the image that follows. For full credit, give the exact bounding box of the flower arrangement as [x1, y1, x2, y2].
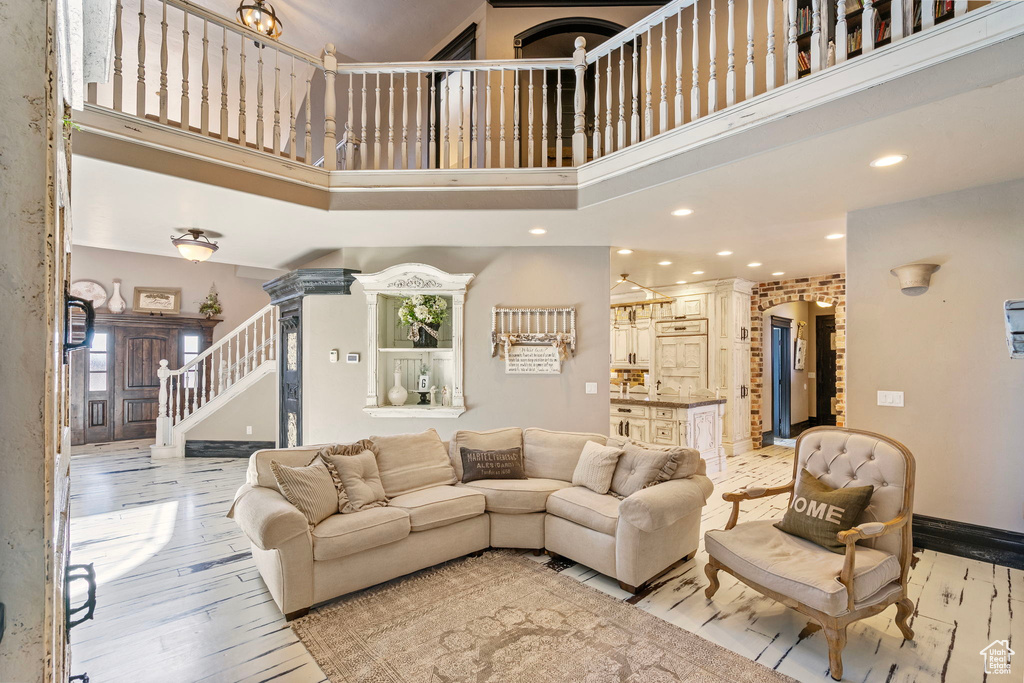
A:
[398, 294, 449, 326]
[199, 286, 223, 319]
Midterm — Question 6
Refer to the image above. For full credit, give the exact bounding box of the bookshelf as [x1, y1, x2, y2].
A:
[793, 0, 836, 79]
[843, 0, 954, 59]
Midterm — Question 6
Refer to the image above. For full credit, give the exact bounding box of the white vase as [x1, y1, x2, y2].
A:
[108, 280, 126, 314]
[387, 360, 408, 406]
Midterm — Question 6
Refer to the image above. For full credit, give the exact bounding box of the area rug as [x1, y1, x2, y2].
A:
[291, 551, 796, 682]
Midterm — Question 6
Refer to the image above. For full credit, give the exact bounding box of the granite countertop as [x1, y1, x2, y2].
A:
[611, 396, 727, 409]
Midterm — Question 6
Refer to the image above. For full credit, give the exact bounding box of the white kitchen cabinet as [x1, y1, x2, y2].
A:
[611, 319, 653, 368]
[634, 317, 653, 366]
[611, 323, 633, 365]
[610, 400, 726, 473]
[675, 293, 707, 319]
[655, 334, 708, 395]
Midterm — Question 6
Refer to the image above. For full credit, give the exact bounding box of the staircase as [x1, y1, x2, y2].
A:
[151, 305, 278, 459]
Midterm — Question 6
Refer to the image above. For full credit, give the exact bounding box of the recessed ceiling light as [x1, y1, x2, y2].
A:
[617, 248, 633, 255]
[528, 227, 546, 235]
[675, 280, 687, 285]
[616, 279, 624, 283]
[747, 262, 762, 267]
[692, 270, 704, 275]
[671, 208, 694, 217]
[630, 286, 641, 290]
[772, 271, 785, 276]
[870, 154, 907, 168]
[658, 260, 672, 266]
[816, 301, 832, 308]
[716, 251, 733, 256]
[825, 233, 845, 240]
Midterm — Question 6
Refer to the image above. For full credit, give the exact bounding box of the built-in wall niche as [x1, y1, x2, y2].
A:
[354, 264, 474, 417]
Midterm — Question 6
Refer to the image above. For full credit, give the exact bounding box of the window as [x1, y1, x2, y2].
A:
[88, 332, 109, 392]
[182, 333, 200, 389]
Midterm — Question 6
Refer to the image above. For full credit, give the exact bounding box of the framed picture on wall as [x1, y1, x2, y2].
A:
[133, 287, 182, 315]
[794, 338, 807, 371]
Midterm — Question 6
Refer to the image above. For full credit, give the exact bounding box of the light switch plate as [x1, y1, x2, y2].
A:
[585, 382, 598, 395]
[877, 391, 904, 407]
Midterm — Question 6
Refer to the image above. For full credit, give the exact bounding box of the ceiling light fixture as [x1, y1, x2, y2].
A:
[826, 233, 845, 240]
[236, 0, 282, 40]
[772, 271, 785, 276]
[658, 260, 672, 266]
[692, 270, 704, 275]
[747, 262, 762, 267]
[816, 301, 832, 308]
[617, 248, 633, 255]
[171, 229, 219, 263]
[675, 280, 687, 285]
[528, 228, 547, 235]
[717, 251, 733, 256]
[631, 286, 641, 290]
[671, 208, 694, 217]
[870, 154, 907, 168]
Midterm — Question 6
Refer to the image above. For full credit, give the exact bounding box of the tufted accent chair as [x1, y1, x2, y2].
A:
[703, 427, 916, 681]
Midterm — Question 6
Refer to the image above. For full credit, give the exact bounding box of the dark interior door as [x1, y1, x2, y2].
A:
[771, 318, 792, 439]
[815, 314, 838, 425]
[113, 325, 176, 440]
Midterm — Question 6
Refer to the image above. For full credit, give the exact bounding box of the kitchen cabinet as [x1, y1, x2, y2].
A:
[609, 398, 727, 473]
[610, 316, 653, 368]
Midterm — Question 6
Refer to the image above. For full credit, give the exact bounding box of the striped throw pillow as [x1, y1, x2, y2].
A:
[270, 458, 339, 526]
[571, 441, 625, 495]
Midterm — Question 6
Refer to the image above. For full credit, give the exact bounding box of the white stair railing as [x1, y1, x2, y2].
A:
[154, 304, 277, 452]
[89, 0, 982, 171]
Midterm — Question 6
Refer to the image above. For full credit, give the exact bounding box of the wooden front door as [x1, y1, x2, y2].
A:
[70, 326, 115, 444]
[113, 324, 177, 440]
[815, 314, 838, 425]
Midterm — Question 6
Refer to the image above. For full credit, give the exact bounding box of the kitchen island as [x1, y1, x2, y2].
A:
[610, 395, 728, 474]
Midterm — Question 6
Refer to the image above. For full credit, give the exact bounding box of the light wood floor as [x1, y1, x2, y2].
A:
[69, 441, 1022, 682]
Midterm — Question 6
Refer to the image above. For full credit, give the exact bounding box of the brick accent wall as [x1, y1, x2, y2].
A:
[750, 273, 846, 448]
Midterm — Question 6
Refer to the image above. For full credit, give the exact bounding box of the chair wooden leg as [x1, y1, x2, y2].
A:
[895, 597, 915, 640]
[823, 624, 847, 681]
[284, 607, 309, 622]
[704, 561, 721, 599]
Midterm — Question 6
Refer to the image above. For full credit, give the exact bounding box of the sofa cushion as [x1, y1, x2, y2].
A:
[545, 486, 621, 535]
[460, 447, 527, 483]
[371, 429, 457, 498]
[611, 442, 680, 498]
[523, 428, 609, 481]
[571, 441, 624, 495]
[311, 507, 411, 561]
[269, 457, 339, 526]
[323, 449, 389, 513]
[705, 519, 902, 616]
[448, 428, 523, 480]
[461, 478, 571, 514]
[388, 485, 486, 532]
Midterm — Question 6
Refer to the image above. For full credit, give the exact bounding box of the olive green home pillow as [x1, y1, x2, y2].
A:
[774, 468, 874, 553]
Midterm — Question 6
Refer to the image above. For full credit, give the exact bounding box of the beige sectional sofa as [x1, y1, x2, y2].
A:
[229, 427, 714, 619]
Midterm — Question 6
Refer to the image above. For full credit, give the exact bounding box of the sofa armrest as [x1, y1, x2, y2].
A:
[618, 475, 714, 533]
[228, 484, 310, 551]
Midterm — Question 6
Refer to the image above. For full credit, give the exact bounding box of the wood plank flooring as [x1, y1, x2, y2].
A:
[69, 441, 1022, 682]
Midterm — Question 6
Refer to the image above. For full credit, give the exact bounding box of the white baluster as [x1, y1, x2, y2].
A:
[246, 324, 252, 373]
[572, 37, 587, 166]
[863, 0, 876, 52]
[954, 0, 966, 18]
[891, 0, 905, 42]
[659, 21, 668, 134]
[527, 70, 535, 167]
[441, 73, 449, 168]
[605, 56, 613, 154]
[361, 73, 369, 169]
[513, 71, 521, 168]
[323, 44, 337, 170]
[692, 3, 701, 121]
[922, 0, 935, 30]
[417, 71, 425, 169]
[470, 71, 478, 168]
[767, 0, 778, 87]
[273, 50, 281, 153]
[261, 312, 267, 364]
[304, 72, 312, 161]
[541, 70, 549, 167]
[457, 71, 465, 169]
[593, 58, 602, 159]
[554, 68, 562, 167]
[484, 70, 491, 168]
[137, 0, 146, 117]
[239, 35, 247, 145]
[787, 0, 798, 81]
[811, 0, 822, 71]
[618, 46, 627, 148]
[836, 0, 847, 63]
[377, 73, 384, 169]
[675, 8, 683, 126]
[645, 27, 653, 139]
[159, 0, 168, 123]
[344, 72, 353, 169]
[113, 0, 123, 111]
[180, 12, 189, 129]
[630, 37, 640, 144]
[157, 359, 169, 421]
[746, 0, 755, 100]
[200, 19, 209, 135]
[401, 72, 409, 169]
[220, 26, 228, 140]
[727, 0, 737, 107]
[190, 363, 198, 415]
[198, 357, 206, 407]
[429, 72, 438, 168]
[498, 69, 506, 168]
[256, 44, 265, 149]
[709, 2, 718, 113]
[388, 72, 395, 169]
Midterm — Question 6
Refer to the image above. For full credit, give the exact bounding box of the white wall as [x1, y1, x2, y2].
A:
[71, 245, 274, 341]
[299, 246, 610, 443]
[183, 372, 277, 442]
[847, 178, 1024, 533]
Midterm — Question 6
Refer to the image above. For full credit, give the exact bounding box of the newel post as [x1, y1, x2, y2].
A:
[155, 359, 171, 447]
[322, 43, 338, 170]
[572, 36, 587, 167]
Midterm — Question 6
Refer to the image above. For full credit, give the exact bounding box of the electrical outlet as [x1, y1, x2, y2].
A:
[246, 425, 253, 435]
[585, 382, 598, 395]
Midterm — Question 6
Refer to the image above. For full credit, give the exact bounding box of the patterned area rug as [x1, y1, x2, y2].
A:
[291, 551, 796, 682]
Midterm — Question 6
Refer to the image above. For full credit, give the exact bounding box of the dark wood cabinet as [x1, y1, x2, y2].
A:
[70, 314, 218, 445]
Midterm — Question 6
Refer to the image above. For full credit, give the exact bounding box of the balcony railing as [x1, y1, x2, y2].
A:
[88, 0, 982, 172]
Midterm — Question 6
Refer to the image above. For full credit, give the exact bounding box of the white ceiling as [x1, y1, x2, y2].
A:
[72, 72, 1024, 285]
[193, 0, 482, 61]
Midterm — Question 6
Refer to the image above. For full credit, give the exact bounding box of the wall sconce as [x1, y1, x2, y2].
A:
[890, 263, 940, 296]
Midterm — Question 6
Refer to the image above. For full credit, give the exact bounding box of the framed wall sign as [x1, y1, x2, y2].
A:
[133, 287, 182, 315]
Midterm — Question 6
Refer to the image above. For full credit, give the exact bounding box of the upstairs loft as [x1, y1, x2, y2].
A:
[75, 0, 1024, 215]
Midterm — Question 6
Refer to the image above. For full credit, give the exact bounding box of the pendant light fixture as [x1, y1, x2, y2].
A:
[171, 229, 219, 263]
[236, 0, 283, 41]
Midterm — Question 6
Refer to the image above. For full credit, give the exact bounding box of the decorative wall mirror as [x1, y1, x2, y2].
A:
[354, 264, 474, 417]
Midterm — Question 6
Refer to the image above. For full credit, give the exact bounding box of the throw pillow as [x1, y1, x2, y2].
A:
[269, 457, 339, 526]
[370, 429, 457, 498]
[610, 442, 681, 498]
[448, 428, 524, 481]
[571, 441, 624, 495]
[460, 446, 527, 483]
[317, 440, 380, 511]
[775, 468, 875, 553]
[324, 449, 389, 513]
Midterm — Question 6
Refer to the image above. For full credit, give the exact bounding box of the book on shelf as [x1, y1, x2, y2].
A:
[797, 7, 812, 35]
[876, 18, 891, 42]
[846, 0, 864, 12]
[847, 26, 863, 52]
[797, 50, 811, 72]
